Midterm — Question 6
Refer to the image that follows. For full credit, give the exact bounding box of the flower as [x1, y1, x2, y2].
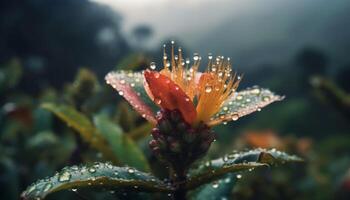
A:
[105, 42, 283, 128]
[105, 41, 284, 169]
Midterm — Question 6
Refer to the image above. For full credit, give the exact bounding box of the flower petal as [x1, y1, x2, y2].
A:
[105, 71, 157, 124]
[144, 70, 197, 124]
[207, 87, 284, 126]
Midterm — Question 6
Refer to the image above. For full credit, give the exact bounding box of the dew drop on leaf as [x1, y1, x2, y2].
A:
[43, 183, 52, 192]
[88, 167, 96, 173]
[128, 168, 135, 174]
[58, 171, 71, 182]
[212, 181, 219, 188]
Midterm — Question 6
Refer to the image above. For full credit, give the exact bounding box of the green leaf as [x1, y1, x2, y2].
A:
[189, 148, 302, 200]
[128, 122, 153, 141]
[21, 162, 173, 200]
[41, 103, 119, 164]
[210, 87, 284, 125]
[93, 114, 150, 172]
[186, 162, 266, 190]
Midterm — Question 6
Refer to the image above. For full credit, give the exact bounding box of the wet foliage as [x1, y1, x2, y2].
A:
[1, 1, 350, 199]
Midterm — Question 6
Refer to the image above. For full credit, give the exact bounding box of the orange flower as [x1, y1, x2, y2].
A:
[106, 42, 283, 127]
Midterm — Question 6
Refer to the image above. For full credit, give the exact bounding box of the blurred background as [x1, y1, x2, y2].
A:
[1, 0, 349, 199]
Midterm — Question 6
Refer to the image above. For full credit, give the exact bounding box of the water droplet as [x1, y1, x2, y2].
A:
[43, 183, 52, 192]
[236, 174, 242, 179]
[58, 171, 71, 182]
[236, 95, 243, 100]
[205, 86, 212, 93]
[223, 156, 228, 162]
[231, 114, 239, 121]
[119, 79, 125, 84]
[186, 58, 190, 64]
[118, 91, 124, 96]
[128, 168, 135, 174]
[223, 106, 228, 111]
[171, 40, 175, 45]
[154, 98, 162, 105]
[208, 53, 213, 60]
[150, 62, 156, 70]
[205, 161, 211, 167]
[212, 182, 219, 188]
[71, 188, 77, 192]
[154, 72, 160, 78]
[252, 88, 260, 94]
[185, 97, 190, 102]
[114, 172, 119, 176]
[224, 177, 231, 183]
[263, 96, 270, 102]
[193, 53, 199, 61]
[88, 167, 96, 173]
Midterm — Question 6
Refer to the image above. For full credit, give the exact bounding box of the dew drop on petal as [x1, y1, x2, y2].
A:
[193, 53, 199, 61]
[154, 98, 162, 105]
[205, 86, 212, 93]
[154, 72, 160, 78]
[231, 113, 239, 121]
[263, 96, 270, 102]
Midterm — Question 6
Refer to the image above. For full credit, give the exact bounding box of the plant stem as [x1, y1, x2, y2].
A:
[171, 166, 188, 200]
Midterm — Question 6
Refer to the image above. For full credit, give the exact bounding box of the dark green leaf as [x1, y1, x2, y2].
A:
[128, 122, 153, 141]
[41, 103, 119, 164]
[93, 114, 150, 172]
[189, 148, 302, 200]
[21, 162, 173, 200]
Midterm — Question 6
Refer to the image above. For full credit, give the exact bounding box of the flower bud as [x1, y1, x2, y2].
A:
[158, 119, 172, 134]
[170, 109, 181, 122]
[169, 141, 181, 153]
[183, 129, 196, 143]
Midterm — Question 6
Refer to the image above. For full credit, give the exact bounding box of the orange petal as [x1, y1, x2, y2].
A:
[144, 70, 197, 124]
